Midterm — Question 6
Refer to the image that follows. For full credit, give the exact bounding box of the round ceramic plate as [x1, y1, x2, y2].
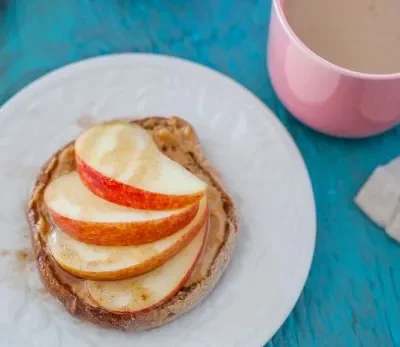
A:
[0, 54, 315, 347]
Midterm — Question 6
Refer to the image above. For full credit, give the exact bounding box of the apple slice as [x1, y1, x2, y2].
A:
[44, 172, 200, 246]
[75, 121, 207, 210]
[86, 223, 208, 313]
[47, 198, 208, 280]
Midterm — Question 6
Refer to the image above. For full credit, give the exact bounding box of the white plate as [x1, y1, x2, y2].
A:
[0, 54, 315, 347]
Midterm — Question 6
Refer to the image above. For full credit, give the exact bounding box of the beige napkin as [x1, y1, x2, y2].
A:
[355, 157, 400, 241]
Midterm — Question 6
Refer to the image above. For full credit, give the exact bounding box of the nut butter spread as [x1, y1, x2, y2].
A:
[29, 118, 228, 305]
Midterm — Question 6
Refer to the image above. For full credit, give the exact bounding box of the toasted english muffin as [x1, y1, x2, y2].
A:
[27, 116, 238, 331]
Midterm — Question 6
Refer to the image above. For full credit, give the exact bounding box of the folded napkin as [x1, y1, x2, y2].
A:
[355, 157, 400, 242]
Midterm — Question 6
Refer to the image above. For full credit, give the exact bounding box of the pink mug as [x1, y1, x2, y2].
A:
[267, 0, 400, 138]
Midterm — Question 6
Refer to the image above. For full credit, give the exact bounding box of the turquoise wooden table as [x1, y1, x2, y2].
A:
[1, 1, 400, 346]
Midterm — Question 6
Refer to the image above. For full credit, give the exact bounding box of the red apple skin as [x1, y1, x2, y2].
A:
[53, 207, 209, 281]
[48, 202, 200, 246]
[86, 219, 209, 314]
[76, 155, 204, 211]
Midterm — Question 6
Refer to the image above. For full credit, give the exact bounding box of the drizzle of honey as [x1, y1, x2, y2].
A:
[0, 250, 10, 257]
[79, 123, 161, 186]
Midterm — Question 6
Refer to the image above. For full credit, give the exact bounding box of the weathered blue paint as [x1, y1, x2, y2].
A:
[1, 1, 399, 345]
